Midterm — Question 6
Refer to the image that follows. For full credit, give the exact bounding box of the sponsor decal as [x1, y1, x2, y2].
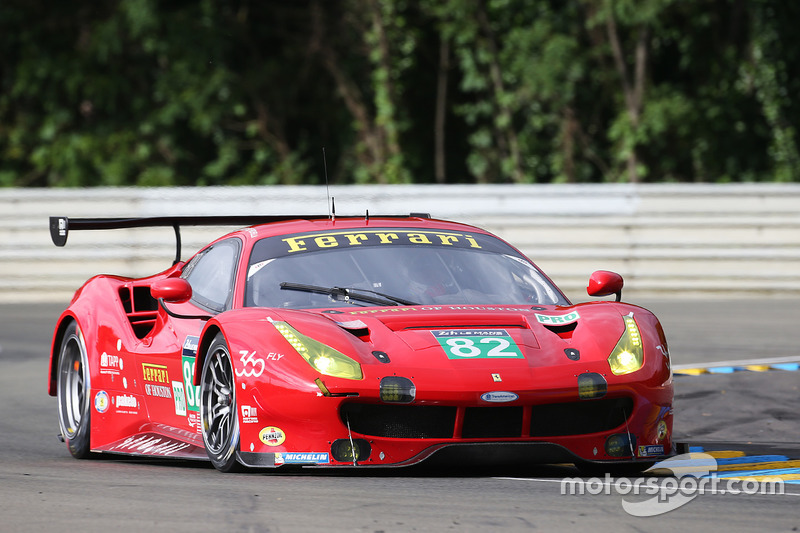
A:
[181, 355, 200, 413]
[259, 426, 286, 446]
[114, 394, 138, 413]
[111, 435, 191, 456]
[100, 352, 122, 375]
[349, 305, 531, 315]
[535, 311, 580, 325]
[480, 391, 519, 403]
[172, 381, 188, 417]
[236, 350, 266, 378]
[248, 260, 272, 279]
[188, 412, 201, 434]
[656, 420, 668, 441]
[444, 306, 528, 311]
[182, 336, 199, 357]
[241, 405, 259, 424]
[115, 394, 137, 408]
[433, 329, 524, 359]
[281, 229, 483, 254]
[94, 390, 109, 413]
[142, 363, 169, 384]
[144, 383, 172, 399]
[274, 452, 330, 466]
[638, 444, 665, 457]
[56, 217, 66, 238]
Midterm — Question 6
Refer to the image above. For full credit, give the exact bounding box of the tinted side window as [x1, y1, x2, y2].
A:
[181, 238, 241, 312]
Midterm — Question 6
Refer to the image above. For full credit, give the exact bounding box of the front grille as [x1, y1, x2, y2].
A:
[530, 397, 634, 437]
[340, 397, 634, 440]
[462, 406, 523, 438]
[341, 403, 456, 439]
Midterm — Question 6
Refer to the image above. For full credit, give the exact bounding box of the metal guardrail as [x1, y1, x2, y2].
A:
[2, 183, 799, 303]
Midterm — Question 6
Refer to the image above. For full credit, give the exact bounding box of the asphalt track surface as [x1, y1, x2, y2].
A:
[1, 300, 799, 532]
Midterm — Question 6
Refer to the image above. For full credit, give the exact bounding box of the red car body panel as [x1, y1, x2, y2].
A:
[49, 216, 673, 468]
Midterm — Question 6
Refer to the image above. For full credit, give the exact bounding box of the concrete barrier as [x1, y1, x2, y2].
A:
[2, 183, 799, 303]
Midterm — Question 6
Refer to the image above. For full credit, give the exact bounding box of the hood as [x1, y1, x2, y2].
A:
[260, 301, 655, 400]
[303, 302, 635, 369]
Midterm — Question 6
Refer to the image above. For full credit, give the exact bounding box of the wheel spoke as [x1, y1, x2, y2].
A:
[215, 411, 230, 439]
[200, 340, 239, 465]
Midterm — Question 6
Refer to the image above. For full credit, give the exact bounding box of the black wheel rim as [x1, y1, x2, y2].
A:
[201, 346, 237, 457]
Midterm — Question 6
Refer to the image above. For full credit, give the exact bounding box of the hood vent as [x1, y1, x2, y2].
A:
[332, 319, 370, 341]
[542, 321, 577, 340]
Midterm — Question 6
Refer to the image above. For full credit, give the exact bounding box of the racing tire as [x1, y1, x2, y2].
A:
[200, 333, 244, 472]
[56, 321, 92, 459]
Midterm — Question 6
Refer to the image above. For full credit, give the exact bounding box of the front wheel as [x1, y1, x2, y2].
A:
[200, 333, 243, 472]
[56, 321, 92, 459]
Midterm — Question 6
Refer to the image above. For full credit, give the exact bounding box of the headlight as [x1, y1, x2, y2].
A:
[272, 320, 363, 380]
[607, 314, 644, 375]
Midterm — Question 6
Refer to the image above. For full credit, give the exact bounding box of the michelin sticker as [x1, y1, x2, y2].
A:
[638, 444, 665, 457]
[274, 452, 330, 465]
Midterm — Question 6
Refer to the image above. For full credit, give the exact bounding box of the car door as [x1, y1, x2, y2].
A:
[135, 237, 243, 441]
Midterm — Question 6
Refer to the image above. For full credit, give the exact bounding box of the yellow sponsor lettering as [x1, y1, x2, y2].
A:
[142, 363, 169, 384]
[281, 229, 484, 253]
[315, 235, 338, 248]
[465, 235, 481, 248]
[345, 233, 368, 245]
[376, 233, 399, 244]
[283, 236, 308, 253]
[407, 233, 433, 244]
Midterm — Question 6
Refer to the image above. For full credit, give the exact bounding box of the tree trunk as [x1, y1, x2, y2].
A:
[605, 5, 648, 183]
[435, 36, 450, 183]
[476, 1, 524, 182]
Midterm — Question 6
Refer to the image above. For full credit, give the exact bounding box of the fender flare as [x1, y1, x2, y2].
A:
[192, 310, 290, 387]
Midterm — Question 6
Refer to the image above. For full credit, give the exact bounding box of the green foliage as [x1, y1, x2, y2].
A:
[0, 0, 798, 186]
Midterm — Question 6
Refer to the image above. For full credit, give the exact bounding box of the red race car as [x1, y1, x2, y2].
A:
[48, 213, 673, 472]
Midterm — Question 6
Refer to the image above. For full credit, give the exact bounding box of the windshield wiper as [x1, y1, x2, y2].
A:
[279, 282, 418, 306]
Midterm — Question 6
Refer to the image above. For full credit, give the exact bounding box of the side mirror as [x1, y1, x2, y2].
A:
[151, 278, 193, 304]
[587, 270, 624, 302]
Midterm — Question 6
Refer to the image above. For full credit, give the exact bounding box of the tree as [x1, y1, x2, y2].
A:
[1, 0, 799, 186]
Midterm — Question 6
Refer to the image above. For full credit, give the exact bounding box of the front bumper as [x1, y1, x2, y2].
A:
[236, 382, 673, 468]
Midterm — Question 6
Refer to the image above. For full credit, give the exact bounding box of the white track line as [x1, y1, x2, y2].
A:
[672, 355, 800, 371]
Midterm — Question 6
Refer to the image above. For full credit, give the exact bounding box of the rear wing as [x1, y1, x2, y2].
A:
[49, 214, 431, 264]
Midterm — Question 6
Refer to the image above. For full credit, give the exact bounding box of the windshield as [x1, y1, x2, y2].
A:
[244, 228, 567, 309]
